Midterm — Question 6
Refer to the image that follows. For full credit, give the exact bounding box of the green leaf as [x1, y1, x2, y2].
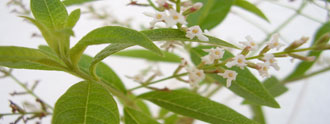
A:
[0, 46, 64, 70]
[65, 9, 81, 29]
[62, 0, 95, 6]
[78, 55, 126, 93]
[124, 107, 160, 124]
[31, 0, 68, 30]
[285, 21, 330, 81]
[234, 0, 269, 22]
[91, 43, 133, 66]
[164, 114, 179, 124]
[158, 108, 170, 119]
[70, 26, 162, 65]
[141, 28, 239, 49]
[52, 81, 120, 124]
[190, 46, 280, 108]
[139, 90, 257, 124]
[113, 49, 181, 63]
[263, 76, 288, 97]
[187, 0, 234, 30]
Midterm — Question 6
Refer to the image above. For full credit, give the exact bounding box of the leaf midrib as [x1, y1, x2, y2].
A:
[41, 0, 56, 29]
[83, 82, 91, 124]
[148, 97, 237, 124]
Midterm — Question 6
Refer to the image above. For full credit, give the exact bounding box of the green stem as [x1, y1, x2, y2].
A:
[176, 0, 181, 12]
[247, 47, 315, 60]
[0, 112, 51, 116]
[147, 0, 162, 11]
[128, 73, 188, 91]
[205, 84, 223, 98]
[8, 74, 54, 110]
[250, 105, 266, 124]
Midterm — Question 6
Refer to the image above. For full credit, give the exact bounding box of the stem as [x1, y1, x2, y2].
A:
[176, 0, 181, 12]
[205, 84, 223, 98]
[147, 0, 162, 11]
[247, 47, 315, 60]
[0, 112, 51, 116]
[128, 73, 188, 91]
[8, 74, 54, 110]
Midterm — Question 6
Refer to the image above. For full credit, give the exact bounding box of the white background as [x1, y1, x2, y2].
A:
[1, 0, 330, 124]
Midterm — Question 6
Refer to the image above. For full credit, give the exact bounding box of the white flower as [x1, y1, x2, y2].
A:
[257, 63, 270, 78]
[126, 74, 144, 83]
[239, 35, 257, 51]
[263, 53, 280, 71]
[267, 33, 284, 50]
[186, 66, 205, 88]
[225, 54, 247, 69]
[204, 47, 225, 60]
[218, 70, 237, 87]
[201, 55, 214, 65]
[143, 11, 168, 27]
[185, 26, 209, 41]
[180, 58, 188, 67]
[165, 9, 187, 27]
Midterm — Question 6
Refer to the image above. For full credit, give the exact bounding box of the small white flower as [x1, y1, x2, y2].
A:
[126, 74, 144, 83]
[143, 11, 168, 27]
[267, 33, 284, 50]
[185, 25, 209, 41]
[165, 9, 187, 27]
[225, 54, 247, 69]
[201, 55, 214, 65]
[239, 35, 257, 51]
[218, 70, 237, 87]
[257, 63, 270, 78]
[186, 66, 205, 88]
[204, 47, 225, 60]
[263, 53, 280, 71]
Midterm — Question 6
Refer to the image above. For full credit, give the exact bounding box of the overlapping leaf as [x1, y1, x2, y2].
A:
[190, 46, 280, 108]
[139, 90, 257, 124]
[62, 0, 95, 6]
[52, 81, 120, 124]
[124, 107, 160, 124]
[187, 0, 234, 30]
[234, 0, 269, 22]
[70, 26, 162, 65]
[0, 46, 64, 70]
[113, 49, 181, 63]
[78, 55, 126, 93]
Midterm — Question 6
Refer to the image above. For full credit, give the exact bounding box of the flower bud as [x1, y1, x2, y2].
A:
[289, 53, 316, 62]
[182, 2, 203, 16]
[285, 37, 309, 51]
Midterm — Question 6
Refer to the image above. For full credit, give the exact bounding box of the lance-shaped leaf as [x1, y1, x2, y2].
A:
[234, 0, 269, 22]
[70, 26, 162, 65]
[124, 107, 160, 124]
[0, 46, 65, 70]
[141, 28, 238, 49]
[65, 9, 81, 29]
[31, 0, 68, 30]
[285, 21, 330, 81]
[62, 0, 95, 6]
[78, 55, 126, 93]
[187, 0, 234, 30]
[263, 76, 288, 97]
[52, 81, 120, 124]
[139, 90, 257, 124]
[190, 46, 280, 108]
[113, 49, 181, 63]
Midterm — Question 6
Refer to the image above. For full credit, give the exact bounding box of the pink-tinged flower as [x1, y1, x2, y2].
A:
[218, 70, 237, 87]
[186, 66, 205, 88]
[257, 63, 270, 78]
[267, 33, 284, 50]
[143, 11, 168, 27]
[225, 54, 248, 69]
[185, 26, 209, 41]
[239, 35, 257, 51]
[165, 9, 187, 27]
[156, 0, 167, 7]
[263, 53, 280, 71]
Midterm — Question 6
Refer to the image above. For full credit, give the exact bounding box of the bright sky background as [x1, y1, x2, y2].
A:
[1, 0, 330, 124]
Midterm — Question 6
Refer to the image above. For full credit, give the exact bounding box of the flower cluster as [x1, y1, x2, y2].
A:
[144, 0, 209, 41]
[180, 59, 205, 88]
